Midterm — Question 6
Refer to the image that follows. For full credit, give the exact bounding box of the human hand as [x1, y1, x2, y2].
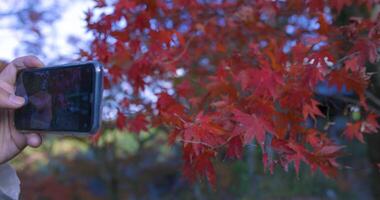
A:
[0, 56, 44, 164]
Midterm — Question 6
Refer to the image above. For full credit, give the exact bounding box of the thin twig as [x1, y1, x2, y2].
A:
[365, 90, 380, 108]
[330, 94, 380, 115]
[159, 17, 214, 66]
[331, 51, 360, 69]
[178, 135, 237, 150]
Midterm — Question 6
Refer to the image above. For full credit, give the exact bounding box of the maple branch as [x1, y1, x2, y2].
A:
[162, 33, 197, 65]
[178, 135, 238, 150]
[174, 113, 187, 124]
[178, 139, 215, 148]
[329, 94, 380, 115]
[159, 17, 214, 66]
[365, 91, 380, 108]
[331, 51, 360, 69]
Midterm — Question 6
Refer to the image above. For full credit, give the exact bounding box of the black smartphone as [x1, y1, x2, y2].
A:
[14, 61, 103, 135]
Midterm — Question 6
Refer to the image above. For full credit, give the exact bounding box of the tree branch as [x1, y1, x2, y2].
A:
[365, 91, 380, 108]
[332, 51, 360, 69]
[329, 94, 380, 115]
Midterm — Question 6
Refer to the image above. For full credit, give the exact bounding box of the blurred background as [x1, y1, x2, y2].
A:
[0, 0, 378, 199]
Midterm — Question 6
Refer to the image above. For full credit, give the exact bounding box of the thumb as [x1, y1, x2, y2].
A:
[0, 81, 25, 109]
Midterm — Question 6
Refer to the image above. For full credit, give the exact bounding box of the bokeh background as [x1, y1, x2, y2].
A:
[0, 0, 378, 199]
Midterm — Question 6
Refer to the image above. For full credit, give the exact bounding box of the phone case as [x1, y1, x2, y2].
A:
[14, 61, 104, 135]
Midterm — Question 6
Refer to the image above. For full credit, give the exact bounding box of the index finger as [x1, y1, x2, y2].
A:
[0, 56, 44, 86]
[11, 55, 44, 70]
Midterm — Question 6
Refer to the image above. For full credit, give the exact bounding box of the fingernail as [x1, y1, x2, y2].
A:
[9, 94, 25, 105]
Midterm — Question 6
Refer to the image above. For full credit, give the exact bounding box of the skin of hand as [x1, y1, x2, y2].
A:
[0, 56, 44, 164]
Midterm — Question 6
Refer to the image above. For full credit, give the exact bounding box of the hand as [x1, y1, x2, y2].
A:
[0, 56, 44, 164]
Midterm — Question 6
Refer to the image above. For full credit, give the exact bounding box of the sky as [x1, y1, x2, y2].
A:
[0, 0, 95, 62]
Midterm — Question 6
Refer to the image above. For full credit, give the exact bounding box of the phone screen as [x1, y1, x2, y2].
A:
[15, 64, 94, 132]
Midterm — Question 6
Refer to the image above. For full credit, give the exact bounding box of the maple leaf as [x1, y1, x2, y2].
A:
[344, 55, 361, 72]
[304, 66, 324, 88]
[328, 68, 369, 107]
[305, 129, 326, 148]
[182, 145, 216, 187]
[116, 111, 127, 130]
[150, 30, 174, 46]
[307, 145, 344, 177]
[362, 113, 380, 134]
[302, 99, 325, 120]
[194, 150, 216, 187]
[206, 76, 237, 99]
[271, 139, 295, 155]
[157, 92, 186, 127]
[344, 122, 364, 143]
[110, 31, 129, 42]
[182, 144, 196, 183]
[108, 66, 124, 83]
[307, 0, 325, 12]
[127, 58, 152, 92]
[317, 145, 345, 157]
[127, 113, 148, 133]
[352, 39, 379, 64]
[344, 114, 379, 143]
[291, 43, 309, 64]
[236, 68, 284, 99]
[168, 129, 180, 145]
[232, 109, 273, 148]
[287, 142, 308, 176]
[226, 136, 243, 159]
[133, 11, 150, 29]
[159, 100, 184, 116]
[183, 112, 226, 154]
[317, 13, 331, 35]
[114, 1, 136, 11]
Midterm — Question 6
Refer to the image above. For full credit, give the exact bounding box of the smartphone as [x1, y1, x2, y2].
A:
[14, 61, 103, 135]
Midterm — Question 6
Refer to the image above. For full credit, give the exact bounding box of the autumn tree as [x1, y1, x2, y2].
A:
[82, 0, 380, 189]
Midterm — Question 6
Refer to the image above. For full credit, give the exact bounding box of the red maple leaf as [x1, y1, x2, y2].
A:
[352, 39, 378, 64]
[116, 111, 127, 130]
[194, 150, 216, 187]
[236, 67, 284, 99]
[302, 99, 325, 120]
[328, 68, 369, 107]
[362, 113, 380, 134]
[344, 122, 364, 143]
[226, 136, 243, 159]
[344, 55, 361, 72]
[232, 109, 273, 148]
[287, 142, 308, 176]
[128, 113, 148, 133]
[183, 112, 226, 154]
[344, 114, 379, 143]
[114, 0, 136, 11]
[182, 145, 216, 187]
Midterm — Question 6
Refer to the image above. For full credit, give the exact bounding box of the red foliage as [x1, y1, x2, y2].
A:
[344, 114, 380, 143]
[83, 0, 380, 186]
[116, 111, 127, 130]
